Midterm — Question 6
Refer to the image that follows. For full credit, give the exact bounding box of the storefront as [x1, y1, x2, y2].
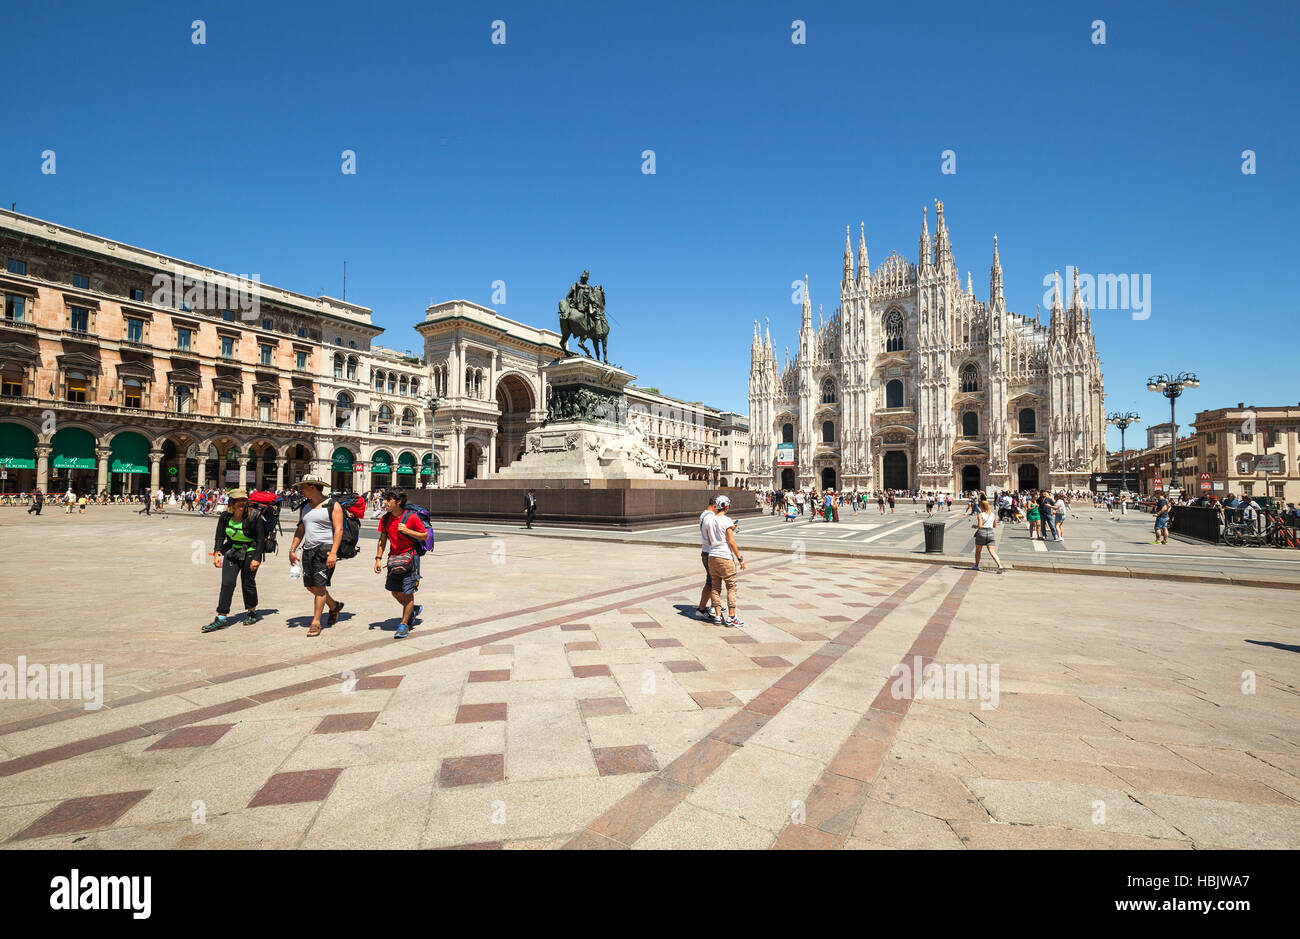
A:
[331, 446, 355, 493]
[370, 449, 392, 490]
[109, 431, 150, 495]
[0, 423, 36, 493]
[396, 451, 418, 487]
[421, 452, 437, 487]
[50, 427, 97, 495]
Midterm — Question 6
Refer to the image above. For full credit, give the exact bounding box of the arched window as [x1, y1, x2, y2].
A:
[123, 378, 143, 409]
[388, 375, 396, 394]
[377, 404, 393, 429]
[401, 408, 416, 434]
[962, 411, 979, 436]
[399, 376, 408, 396]
[782, 423, 794, 444]
[336, 392, 354, 429]
[346, 356, 357, 381]
[258, 395, 272, 422]
[884, 310, 905, 352]
[410, 378, 419, 396]
[960, 364, 979, 392]
[374, 370, 384, 391]
[175, 384, 193, 414]
[1018, 407, 1036, 434]
[886, 379, 903, 408]
[822, 421, 835, 443]
[820, 379, 836, 404]
[333, 353, 344, 379]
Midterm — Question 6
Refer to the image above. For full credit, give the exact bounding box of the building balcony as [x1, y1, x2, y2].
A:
[0, 318, 36, 332]
[0, 395, 317, 435]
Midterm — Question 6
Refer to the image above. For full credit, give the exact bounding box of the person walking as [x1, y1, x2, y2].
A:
[971, 498, 1005, 573]
[27, 490, 43, 516]
[288, 475, 345, 638]
[137, 486, 152, 515]
[1038, 490, 1058, 541]
[877, 491, 886, 515]
[703, 495, 746, 626]
[374, 487, 428, 639]
[695, 495, 719, 619]
[524, 489, 538, 529]
[1151, 489, 1172, 545]
[887, 491, 896, 514]
[203, 489, 268, 633]
[1052, 492, 1067, 541]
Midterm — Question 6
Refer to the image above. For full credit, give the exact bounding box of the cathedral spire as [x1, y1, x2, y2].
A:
[843, 226, 853, 284]
[764, 317, 772, 357]
[966, 270, 973, 295]
[934, 200, 951, 269]
[857, 222, 869, 283]
[801, 274, 811, 330]
[989, 235, 1004, 310]
[919, 206, 931, 267]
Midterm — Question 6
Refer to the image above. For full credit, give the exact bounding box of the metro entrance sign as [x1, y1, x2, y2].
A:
[1154, 477, 1163, 488]
[353, 462, 363, 473]
[1200, 472, 1211, 491]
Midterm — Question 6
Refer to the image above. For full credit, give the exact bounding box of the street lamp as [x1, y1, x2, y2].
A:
[1106, 411, 1141, 511]
[1146, 372, 1199, 493]
[425, 394, 441, 489]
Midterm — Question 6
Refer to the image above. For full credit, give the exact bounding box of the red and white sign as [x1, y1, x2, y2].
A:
[353, 462, 363, 473]
[1154, 477, 1163, 487]
[1199, 472, 1211, 491]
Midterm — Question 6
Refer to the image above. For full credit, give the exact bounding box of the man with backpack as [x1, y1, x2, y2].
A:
[374, 487, 430, 639]
[288, 474, 346, 638]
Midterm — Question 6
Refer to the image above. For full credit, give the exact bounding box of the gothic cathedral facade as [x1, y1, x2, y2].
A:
[748, 202, 1106, 495]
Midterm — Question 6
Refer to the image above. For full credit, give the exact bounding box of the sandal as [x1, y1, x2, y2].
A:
[327, 601, 344, 626]
[306, 623, 322, 638]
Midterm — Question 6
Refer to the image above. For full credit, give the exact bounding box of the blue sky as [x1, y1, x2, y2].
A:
[6, 0, 1297, 449]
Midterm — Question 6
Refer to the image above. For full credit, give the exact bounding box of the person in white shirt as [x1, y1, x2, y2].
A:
[695, 496, 719, 620]
[1052, 494, 1068, 540]
[971, 498, 1005, 573]
[703, 495, 747, 626]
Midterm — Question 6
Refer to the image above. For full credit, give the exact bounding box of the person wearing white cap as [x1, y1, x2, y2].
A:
[702, 494, 746, 626]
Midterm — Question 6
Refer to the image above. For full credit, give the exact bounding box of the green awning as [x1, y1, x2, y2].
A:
[331, 447, 354, 471]
[0, 423, 36, 469]
[396, 451, 417, 475]
[371, 450, 392, 473]
[51, 428, 96, 470]
[421, 453, 436, 477]
[110, 432, 150, 474]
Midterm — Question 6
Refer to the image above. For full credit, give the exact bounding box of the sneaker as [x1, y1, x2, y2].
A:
[711, 613, 724, 626]
[244, 610, 262, 625]
[395, 622, 411, 639]
[202, 616, 229, 633]
[695, 607, 712, 621]
[412, 604, 423, 624]
[1151, 540, 1162, 544]
[726, 616, 745, 627]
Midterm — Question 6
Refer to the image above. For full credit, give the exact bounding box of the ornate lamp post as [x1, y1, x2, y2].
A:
[425, 394, 441, 489]
[1146, 372, 1199, 493]
[1106, 410, 1141, 511]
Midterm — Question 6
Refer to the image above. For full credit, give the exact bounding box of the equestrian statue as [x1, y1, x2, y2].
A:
[557, 270, 609, 364]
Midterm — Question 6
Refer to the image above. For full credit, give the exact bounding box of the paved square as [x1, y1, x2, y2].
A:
[0, 509, 1298, 849]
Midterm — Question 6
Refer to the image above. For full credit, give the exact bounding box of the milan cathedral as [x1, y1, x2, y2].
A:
[748, 201, 1106, 495]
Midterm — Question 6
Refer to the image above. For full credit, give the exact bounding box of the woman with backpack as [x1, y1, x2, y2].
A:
[203, 489, 269, 632]
[374, 487, 429, 639]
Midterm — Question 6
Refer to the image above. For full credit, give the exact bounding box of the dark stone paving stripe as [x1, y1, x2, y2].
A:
[566, 564, 944, 848]
[0, 567, 711, 739]
[0, 558, 789, 780]
[771, 570, 976, 849]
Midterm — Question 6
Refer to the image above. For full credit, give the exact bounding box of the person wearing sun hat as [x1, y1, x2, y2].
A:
[203, 489, 270, 633]
[289, 474, 345, 637]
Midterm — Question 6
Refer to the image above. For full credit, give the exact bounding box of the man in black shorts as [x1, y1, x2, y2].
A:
[374, 487, 428, 639]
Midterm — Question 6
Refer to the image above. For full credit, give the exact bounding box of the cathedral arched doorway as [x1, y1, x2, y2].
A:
[821, 467, 836, 490]
[883, 451, 907, 491]
[1018, 464, 1039, 492]
[781, 468, 795, 489]
[961, 465, 981, 494]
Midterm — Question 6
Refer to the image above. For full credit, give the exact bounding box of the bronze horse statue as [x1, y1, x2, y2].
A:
[558, 282, 609, 364]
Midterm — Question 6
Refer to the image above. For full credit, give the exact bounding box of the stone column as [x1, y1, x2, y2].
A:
[96, 447, 111, 493]
[35, 445, 51, 491]
[488, 430, 498, 474]
[197, 458, 207, 489]
[149, 451, 163, 490]
[217, 455, 227, 486]
[453, 424, 465, 486]
[275, 459, 285, 491]
[238, 458, 249, 489]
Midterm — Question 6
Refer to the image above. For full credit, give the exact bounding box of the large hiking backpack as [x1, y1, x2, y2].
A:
[400, 505, 436, 556]
[249, 490, 281, 553]
[326, 493, 364, 559]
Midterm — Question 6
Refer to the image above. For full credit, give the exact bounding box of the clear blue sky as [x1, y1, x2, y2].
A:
[6, 0, 1297, 450]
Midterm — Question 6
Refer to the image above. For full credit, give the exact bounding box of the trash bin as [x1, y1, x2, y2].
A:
[923, 520, 945, 554]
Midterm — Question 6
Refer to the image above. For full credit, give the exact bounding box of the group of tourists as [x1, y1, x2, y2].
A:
[756, 487, 954, 522]
[202, 476, 432, 640]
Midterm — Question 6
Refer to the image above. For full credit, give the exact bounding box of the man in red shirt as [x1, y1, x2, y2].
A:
[373, 487, 428, 639]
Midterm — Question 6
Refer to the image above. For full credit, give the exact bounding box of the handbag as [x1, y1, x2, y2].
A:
[386, 550, 415, 575]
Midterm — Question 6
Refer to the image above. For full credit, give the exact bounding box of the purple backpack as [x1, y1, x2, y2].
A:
[400, 506, 436, 555]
